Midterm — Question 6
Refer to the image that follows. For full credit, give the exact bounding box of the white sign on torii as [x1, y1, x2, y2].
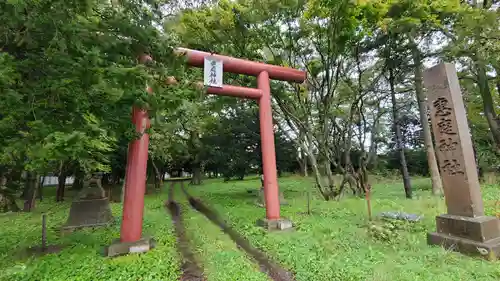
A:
[204, 56, 223, 88]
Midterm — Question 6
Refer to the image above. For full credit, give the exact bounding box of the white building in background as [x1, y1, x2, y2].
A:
[40, 176, 74, 186]
[39, 171, 191, 186]
[163, 172, 191, 179]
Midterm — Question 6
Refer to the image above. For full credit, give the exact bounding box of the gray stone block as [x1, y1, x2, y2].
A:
[104, 237, 155, 257]
[257, 218, 293, 231]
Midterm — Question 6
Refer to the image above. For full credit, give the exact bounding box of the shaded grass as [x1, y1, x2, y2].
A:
[175, 188, 269, 281]
[185, 176, 500, 281]
[0, 190, 180, 281]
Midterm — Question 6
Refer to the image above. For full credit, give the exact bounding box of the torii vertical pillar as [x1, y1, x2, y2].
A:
[257, 71, 280, 220]
[105, 55, 155, 257]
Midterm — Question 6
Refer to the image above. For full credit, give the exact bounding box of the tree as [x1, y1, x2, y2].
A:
[0, 0, 180, 211]
[357, 0, 461, 195]
[441, 2, 500, 150]
[388, 52, 413, 199]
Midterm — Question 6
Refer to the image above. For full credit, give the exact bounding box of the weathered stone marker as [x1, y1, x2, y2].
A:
[424, 62, 500, 260]
[62, 173, 114, 232]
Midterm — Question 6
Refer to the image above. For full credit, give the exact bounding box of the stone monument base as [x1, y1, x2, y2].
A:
[428, 214, 500, 261]
[104, 237, 155, 257]
[255, 188, 288, 208]
[257, 218, 293, 231]
[62, 198, 114, 231]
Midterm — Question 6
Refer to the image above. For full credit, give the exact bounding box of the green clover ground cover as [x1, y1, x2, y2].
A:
[0, 192, 180, 281]
[176, 190, 269, 281]
[186, 176, 500, 281]
[0, 185, 267, 281]
[1, 177, 499, 281]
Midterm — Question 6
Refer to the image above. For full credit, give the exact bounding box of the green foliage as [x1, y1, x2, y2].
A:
[201, 105, 262, 179]
[2, 177, 500, 280]
[184, 177, 500, 281]
[368, 222, 399, 241]
[200, 104, 298, 179]
[177, 192, 269, 281]
[0, 0, 182, 200]
[0, 188, 180, 281]
[0, 0, 498, 214]
[385, 149, 429, 176]
[368, 217, 427, 242]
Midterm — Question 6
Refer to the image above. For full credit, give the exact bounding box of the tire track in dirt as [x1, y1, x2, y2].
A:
[180, 183, 296, 281]
[166, 181, 205, 281]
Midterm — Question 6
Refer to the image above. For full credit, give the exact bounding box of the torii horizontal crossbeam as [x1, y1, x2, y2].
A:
[176, 48, 306, 83]
[206, 84, 262, 99]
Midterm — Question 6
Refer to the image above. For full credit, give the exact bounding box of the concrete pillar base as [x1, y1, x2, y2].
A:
[257, 218, 293, 231]
[428, 214, 500, 261]
[104, 237, 155, 257]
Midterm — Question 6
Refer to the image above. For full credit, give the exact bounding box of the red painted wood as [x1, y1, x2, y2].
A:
[206, 85, 262, 99]
[120, 50, 305, 243]
[120, 107, 149, 242]
[258, 71, 280, 220]
[120, 54, 152, 243]
[177, 48, 306, 83]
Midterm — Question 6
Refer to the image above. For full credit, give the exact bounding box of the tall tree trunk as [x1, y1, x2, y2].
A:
[150, 159, 163, 191]
[101, 173, 112, 198]
[56, 172, 67, 202]
[191, 163, 202, 185]
[367, 116, 381, 169]
[102, 173, 111, 186]
[297, 131, 309, 177]
[189, 130, 203, 185]
[302, 156, 308, 176]
[411, 43, 443, 195]
[306, 181, 312, 215]
[496, 76, 500, 100]
[304, 141, 331, 201]
[120, 178, 126, 203]
[38, 174, 46, 201]
[73, 164, 85, 190]
[23, 171, 38, 212]
[1, 171, 21, 212]
[0, 173, 21, 212]
[389, 67, 413, 199]
[297, 152, 308, 177]
[496, 67, 500, 98]
[476, 62, 500, 150]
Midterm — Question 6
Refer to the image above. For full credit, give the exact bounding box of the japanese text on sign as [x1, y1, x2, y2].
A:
[440, 159, 465, 176]
[433, 97, 452, 117]
[432, 96, 464, 176]
[204, 56, 223, 88]
[438, 138, 458, 152]
[433, 97, 457, 135]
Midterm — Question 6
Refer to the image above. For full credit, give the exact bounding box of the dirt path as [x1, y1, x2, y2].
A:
[180, 183, 296, 281]
[166, 182, 205, 281]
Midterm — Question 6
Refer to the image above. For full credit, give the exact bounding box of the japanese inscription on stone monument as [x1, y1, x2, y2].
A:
[430, 96, 464, 176]
[204, 56, 223, 88]
[423, 64, 500, 261]
[423, 62, 484, 217]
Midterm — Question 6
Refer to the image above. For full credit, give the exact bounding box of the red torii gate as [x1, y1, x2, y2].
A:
[106, 48, 306, 256]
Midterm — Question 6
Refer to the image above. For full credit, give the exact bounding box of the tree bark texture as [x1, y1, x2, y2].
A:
[389, 67, 413, 199]
[412, 45, 443, 195]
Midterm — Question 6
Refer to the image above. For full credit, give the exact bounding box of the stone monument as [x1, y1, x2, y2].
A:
[423, 62, 500, 260]
[255, 174, 287, 208]
[62, 173, 114, 231]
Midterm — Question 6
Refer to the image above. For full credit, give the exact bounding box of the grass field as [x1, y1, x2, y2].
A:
[0, 176, 499, 281]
